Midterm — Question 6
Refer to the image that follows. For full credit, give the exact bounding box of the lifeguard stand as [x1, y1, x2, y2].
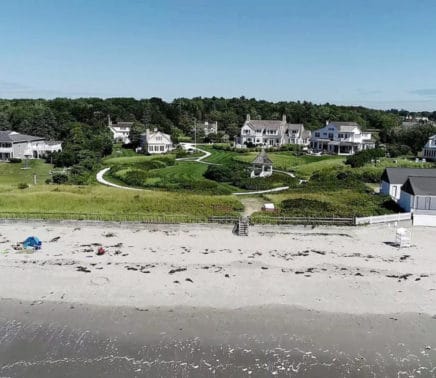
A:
[395, 227, 411, 248]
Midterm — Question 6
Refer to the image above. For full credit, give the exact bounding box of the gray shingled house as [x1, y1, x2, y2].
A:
[0, 130, 62, 160]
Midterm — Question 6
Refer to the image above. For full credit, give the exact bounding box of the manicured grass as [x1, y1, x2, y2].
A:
[234, 151, 345, 177]
[0, 185, 243, 219]
[104, 154, 176, 166]
[0, 160, 53, 187]
[146, 162, 208, 183]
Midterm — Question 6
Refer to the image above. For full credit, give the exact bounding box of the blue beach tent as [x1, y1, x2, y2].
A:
[23, 236, 42, 250]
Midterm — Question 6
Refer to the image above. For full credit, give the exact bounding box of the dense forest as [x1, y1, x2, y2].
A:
[1, 97, 435, 141]
[1, 97, 435, 184]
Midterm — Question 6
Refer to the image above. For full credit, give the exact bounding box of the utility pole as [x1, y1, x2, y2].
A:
[193, 117, 197, 146]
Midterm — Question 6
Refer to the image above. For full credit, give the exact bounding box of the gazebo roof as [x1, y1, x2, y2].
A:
[252, 149, 273, 165]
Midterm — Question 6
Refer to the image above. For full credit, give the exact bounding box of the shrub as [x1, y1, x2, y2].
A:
[280, 198, 337, 216]
[123, 169, 148, 186]
[345, 148, 385, 168]
[204, 165, 235, 182]
[52, 172, 69, 184]
[9, 158, 22, 163]
[17, 182, 29, 189]
[386, 144, 412, 158]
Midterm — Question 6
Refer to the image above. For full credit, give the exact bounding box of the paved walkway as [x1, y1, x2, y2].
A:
[232, 186, 289, 196]
[96, 168, 142, 191]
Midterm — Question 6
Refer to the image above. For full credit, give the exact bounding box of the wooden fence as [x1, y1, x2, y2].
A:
[0, 211, 410, 226]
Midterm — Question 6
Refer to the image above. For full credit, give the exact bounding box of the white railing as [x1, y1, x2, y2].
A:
[355, 213, 412, 225]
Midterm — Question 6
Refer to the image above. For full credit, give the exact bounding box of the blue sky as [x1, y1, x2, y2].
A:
[1, 0, 436, 110]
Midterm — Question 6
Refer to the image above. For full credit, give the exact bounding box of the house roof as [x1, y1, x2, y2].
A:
[327, 122, 361, 132]
[381, 167, 436, 184]
[0, 131, 13, 142]
[143, 129, 172, 143]
[252, 149, 273, 165]
[113, 122, 133, 127]
[245, 120, 285, 130]
[45, 140, 62, 145]
[0, 130, 45, 143]
[287, 124, 304, 131]
[401, 176, 436, 196]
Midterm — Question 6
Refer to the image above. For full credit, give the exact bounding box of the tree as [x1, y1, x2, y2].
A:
[0, 112, 10, 130]
[128, 122, 146, 148]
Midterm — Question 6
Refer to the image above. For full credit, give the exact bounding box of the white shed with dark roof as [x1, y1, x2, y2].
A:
[380, 167, 436, 200]
[398, 176, 436, 212]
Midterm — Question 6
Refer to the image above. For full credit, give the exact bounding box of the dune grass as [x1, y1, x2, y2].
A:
[259, 188, 395, 218]
[0, 184, 242, 220]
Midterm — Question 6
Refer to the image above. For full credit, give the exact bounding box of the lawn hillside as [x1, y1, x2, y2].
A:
[99, 145, 435, 218]
[0, 160, 53, 187]
[1, 145, 435, 221]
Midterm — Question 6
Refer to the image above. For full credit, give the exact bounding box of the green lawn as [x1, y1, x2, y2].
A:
[0, 160, 53, 188]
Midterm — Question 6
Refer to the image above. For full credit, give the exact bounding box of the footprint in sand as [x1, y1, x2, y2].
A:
[90, 277, 110, 286]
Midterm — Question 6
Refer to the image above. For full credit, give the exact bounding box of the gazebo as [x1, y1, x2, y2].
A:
[251, 149, 273, 178]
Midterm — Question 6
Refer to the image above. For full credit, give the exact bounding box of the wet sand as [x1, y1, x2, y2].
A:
[1, 300, 436, 377]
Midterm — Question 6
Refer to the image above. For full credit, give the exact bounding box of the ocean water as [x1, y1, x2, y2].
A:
[1, 302, 435, 377]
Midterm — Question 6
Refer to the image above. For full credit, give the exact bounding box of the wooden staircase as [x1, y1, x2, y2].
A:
[236, 217, 249, 236]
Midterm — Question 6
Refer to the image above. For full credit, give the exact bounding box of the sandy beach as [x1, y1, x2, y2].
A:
[0, 221, 435, 313]
[0, 220, 435, 377]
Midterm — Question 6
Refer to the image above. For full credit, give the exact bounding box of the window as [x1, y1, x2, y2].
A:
[323, 132, 327, 136]
[315, 132, 320, 137]
[338, 133, 344, 138]
[154, 145, 159, 151]
[160, 145, 164, 151]
[148, 146, 153, 152]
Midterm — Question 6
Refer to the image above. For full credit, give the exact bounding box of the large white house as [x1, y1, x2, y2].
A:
[0, 131, 62, 161]
[197, 121, 218, 136]
[108, 116, 133, 144]
[380, 167, 436, 201]
[310, 121, 374, 155]
[422, 135, 436, 161]
[238, 114, 311, 147]
[140, 129, 173, 154]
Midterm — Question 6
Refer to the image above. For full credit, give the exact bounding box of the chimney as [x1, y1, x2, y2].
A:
[246, 114, 251, 122]
[108, 114, 112, 126]
[326, 120, 330, 126]
[282, 114, 287, 122]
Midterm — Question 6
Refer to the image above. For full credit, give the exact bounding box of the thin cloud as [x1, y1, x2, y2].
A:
[409, 89, 436, 97]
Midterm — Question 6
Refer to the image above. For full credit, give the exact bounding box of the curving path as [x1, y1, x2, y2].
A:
[96, 167, 142, 191]
[96, 146, 292, 195]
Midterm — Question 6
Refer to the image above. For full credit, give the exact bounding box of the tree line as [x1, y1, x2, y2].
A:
[1, 97, 435, 153]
